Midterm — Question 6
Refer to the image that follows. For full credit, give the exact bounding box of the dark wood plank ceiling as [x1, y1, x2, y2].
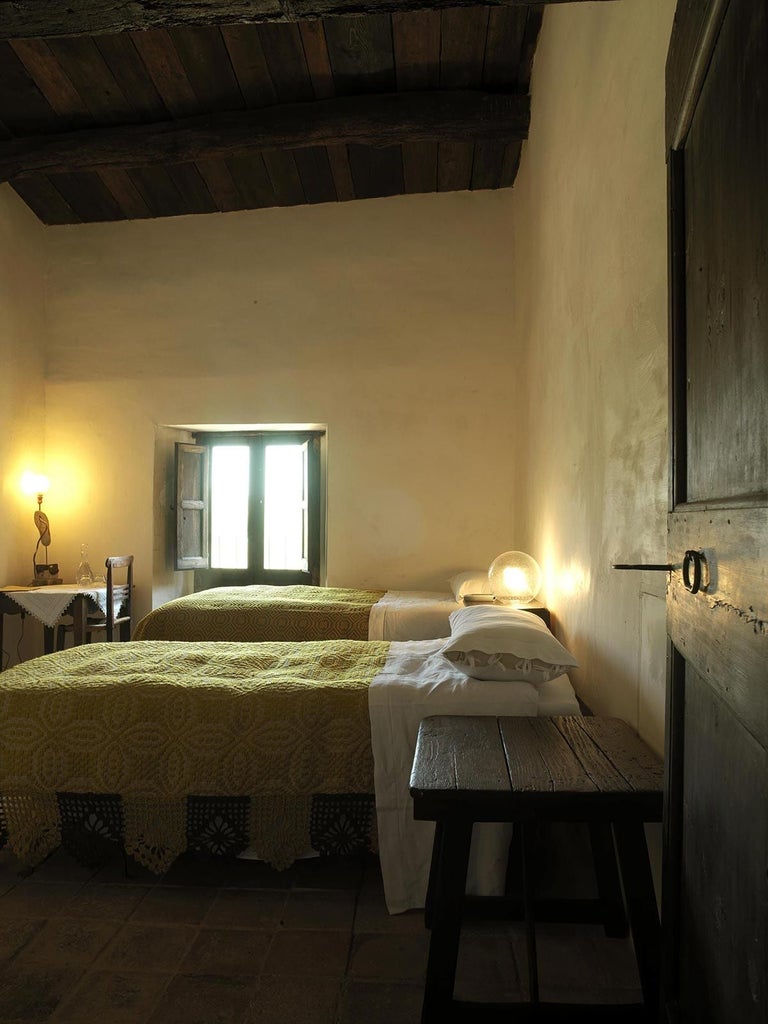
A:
[0, 4, 545, 224]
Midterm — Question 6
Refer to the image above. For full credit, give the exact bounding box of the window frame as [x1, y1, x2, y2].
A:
[177, 430, 325, 588]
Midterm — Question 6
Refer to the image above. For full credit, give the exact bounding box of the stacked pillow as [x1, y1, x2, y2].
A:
[440, 605, 577, 685]
[448, 571, 493, 601]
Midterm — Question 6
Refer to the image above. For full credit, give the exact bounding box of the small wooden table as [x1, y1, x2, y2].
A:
[0, 586, 107, 668]
[410, 715, 664, 1022]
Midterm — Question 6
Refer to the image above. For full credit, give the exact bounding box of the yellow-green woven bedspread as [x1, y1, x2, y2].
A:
[132, 585, 386, 643]
[0, 639, 390, 870]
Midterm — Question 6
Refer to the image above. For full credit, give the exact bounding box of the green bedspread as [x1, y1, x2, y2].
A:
[0, 638, 390, 871]
[132, 584, 386, 643]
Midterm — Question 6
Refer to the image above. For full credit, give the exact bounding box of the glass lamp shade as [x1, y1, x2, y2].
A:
[488, 551, 542, 606]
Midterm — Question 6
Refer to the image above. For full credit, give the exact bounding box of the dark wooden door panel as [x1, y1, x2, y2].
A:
[667, 509, 768, 746]
[682, 0, 768, 503]
[679, 663, 766, 1024]
[665, 1, 768, 1021]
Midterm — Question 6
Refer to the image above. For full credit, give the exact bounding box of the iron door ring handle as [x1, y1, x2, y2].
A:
[683, 550, 703, 593]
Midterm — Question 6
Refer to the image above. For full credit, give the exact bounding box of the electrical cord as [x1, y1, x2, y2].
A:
[1, 614, 25, 670]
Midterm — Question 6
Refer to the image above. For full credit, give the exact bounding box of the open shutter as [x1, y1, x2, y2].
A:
[306, 436, 322, 585]
[175, 443, 210, 570]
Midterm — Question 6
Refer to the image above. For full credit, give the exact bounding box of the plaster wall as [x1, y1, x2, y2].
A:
[0, 185, 47, 666]
[511, 0, 676, 753]
[42, 192, 528, 621]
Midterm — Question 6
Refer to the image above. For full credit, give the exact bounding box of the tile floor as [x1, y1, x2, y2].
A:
[0, 846, 642, 1023]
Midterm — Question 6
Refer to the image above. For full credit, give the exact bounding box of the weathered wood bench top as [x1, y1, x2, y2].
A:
[410, 715, 665, 1021]
[410, 715, 664, 823]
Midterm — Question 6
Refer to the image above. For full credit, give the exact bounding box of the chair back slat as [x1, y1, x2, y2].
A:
[105, 555, 134, 640]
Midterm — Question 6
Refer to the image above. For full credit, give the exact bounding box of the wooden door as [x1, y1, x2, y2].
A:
[664, 1, 768, 1022]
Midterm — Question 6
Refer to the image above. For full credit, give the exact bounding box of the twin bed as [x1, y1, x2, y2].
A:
[0, 584, 577, 913]
[131, 584, 469, 643]
[132, 582, 550, 644]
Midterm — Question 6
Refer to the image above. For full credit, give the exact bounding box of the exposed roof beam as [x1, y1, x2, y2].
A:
[0, 90, 529, 183]
[0, 0, 617, 41]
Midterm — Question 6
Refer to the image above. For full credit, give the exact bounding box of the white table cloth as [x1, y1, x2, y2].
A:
[0, 585, 108, 627]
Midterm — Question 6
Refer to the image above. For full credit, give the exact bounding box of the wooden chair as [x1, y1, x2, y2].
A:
[57, 555, 134, 648]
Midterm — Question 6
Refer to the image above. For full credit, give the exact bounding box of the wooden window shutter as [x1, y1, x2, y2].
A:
[175, 443, 210, 570]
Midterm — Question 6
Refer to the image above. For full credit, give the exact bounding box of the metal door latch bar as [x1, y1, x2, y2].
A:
[611, 564, 674, 571]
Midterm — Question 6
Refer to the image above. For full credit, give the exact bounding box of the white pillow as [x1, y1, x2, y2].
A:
[448, 571, 492, 601]
[440, 606, 578, 685]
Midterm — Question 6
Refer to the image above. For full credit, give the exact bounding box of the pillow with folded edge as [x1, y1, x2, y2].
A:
[440, 605, 578, 684]
[448, 570, 492, 601]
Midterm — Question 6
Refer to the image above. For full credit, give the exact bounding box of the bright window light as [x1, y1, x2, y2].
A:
[264, 444, 307, 571]
[210, 446, 249, 569]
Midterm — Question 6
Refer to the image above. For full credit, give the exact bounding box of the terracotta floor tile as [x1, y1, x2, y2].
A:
[281, 889, 356, 930]
[353, 895, 425, 935]
[203, 889, 286, 929]
[0, 852, 648, 1022]
[179, 928, 272, 976]
[88, 857, 160, 886]
[51, 969, 171, 1023]
[59, 883, 149, 920]
[591, 932, 643, 989]
[243, 974, 341, 1024]
[262, 930, 350, 977]
[0, 884, 84, 919]
[14, 918, 121, 969]
[0, 965, 80, 1021]
[95, 922, 198, 973]
[347, 933, 430, 981]
[0, 919, 46, 962]
[454, 932, 520, 1001]
[0, 849, 27, 882]
[22, 851, 98, 886]
[292, 855, 363, 891]
[510, 921, 638, 1001]
[131, 885, 217, 925]
[337, 979, 424, 1024]
[146, 973, 254, 1024]
[158, 855, 231, 888]
[162, 855, 295, 890]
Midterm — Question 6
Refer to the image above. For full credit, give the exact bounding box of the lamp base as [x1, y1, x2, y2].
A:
[31, 564, 61, 586]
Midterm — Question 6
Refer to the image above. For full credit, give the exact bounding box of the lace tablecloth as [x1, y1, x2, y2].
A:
[0, 586, 108, 627]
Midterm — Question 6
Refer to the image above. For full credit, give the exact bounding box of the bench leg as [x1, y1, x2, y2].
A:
[613, 820, 660, 1016]
[588, 821, 629, 938]
[424, 821, 443, 930]
[520, 820, 540, 1003]
[421, 820, 472, 1024]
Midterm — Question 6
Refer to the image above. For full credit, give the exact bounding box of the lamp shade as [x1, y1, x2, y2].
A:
[488, 550, 542, 606]
[21, 472, 50, 499]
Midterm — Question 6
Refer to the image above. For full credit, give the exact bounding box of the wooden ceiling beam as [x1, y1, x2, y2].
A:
[0, 89, 530, 183]
[0, 0, 617, 41]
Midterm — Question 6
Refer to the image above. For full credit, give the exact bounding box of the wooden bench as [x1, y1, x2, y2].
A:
[410, 714, 664, 1022]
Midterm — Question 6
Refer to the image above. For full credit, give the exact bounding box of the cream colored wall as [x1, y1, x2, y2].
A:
[511, 0, 676, 753]
[3, 1, 675, 740]
[42, 193, 528, 621]
[0, 185, 48, 666]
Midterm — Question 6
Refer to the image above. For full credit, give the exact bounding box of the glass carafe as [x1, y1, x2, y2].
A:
[76, 544, 94, 585]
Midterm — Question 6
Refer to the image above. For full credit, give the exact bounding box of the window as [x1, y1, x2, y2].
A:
[175, 431, 324, 587]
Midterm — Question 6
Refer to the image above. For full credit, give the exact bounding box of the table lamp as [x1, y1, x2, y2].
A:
[21, 472, 60, 585]
[488, 550, 542, 606]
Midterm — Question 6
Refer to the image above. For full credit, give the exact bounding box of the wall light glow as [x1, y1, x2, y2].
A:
[20, 472, 50, 499]
[539, 539, 591, 602]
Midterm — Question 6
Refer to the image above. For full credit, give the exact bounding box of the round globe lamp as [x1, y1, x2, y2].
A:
[488, 551, 542, 606]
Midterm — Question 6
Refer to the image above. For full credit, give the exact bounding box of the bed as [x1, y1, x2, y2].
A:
[132, 584, 466, 643]
[0, 612, 579, 912]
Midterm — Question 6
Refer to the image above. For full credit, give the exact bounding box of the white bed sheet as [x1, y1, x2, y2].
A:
[368, 590, 461, 641]
[368, 638, 580, 913]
